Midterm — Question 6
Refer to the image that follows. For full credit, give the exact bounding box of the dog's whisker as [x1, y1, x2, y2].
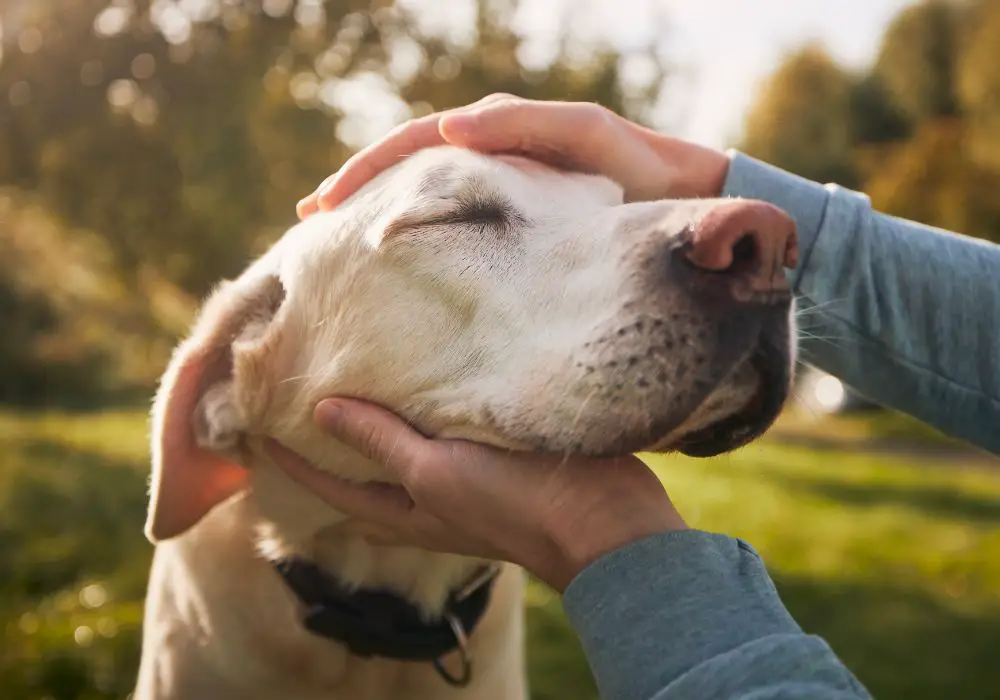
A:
[794, 297, 846, 318]
[385, 432, 404, 475]
[796, 334, 840, 344]
[563, 384, 602, 464]
[278, 373, 318, 385]
[795, 332, 841, 348]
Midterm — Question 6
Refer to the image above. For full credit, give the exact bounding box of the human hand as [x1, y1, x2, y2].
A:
[297, 94, 731, 219]
[265, 399, 687, 592]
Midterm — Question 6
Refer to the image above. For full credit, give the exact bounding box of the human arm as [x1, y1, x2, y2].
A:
[265, 399, 872, 700]
[564, 531, 869, 700]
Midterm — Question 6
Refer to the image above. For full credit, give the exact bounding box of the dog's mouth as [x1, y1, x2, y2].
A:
[673, 340, 791, 458]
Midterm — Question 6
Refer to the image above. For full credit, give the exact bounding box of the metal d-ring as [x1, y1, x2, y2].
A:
[432, 612, 472, 687]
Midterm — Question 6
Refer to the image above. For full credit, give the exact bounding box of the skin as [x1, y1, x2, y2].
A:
[278, 96, 736, 592]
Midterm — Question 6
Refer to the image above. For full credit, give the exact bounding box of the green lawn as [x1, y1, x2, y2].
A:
[2, 409, 999, 700]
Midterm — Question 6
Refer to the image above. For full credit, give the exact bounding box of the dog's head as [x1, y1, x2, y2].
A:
[146, 146, 797, 542]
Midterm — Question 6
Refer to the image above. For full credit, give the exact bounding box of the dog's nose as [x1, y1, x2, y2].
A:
[682, 200, 798, 301]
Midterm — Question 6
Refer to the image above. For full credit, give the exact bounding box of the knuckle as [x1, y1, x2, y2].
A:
[577, 103, 617, 144]
[581, 102, 612, 127]
[481, 93, 528, 114]
[480, 92, 518, 104]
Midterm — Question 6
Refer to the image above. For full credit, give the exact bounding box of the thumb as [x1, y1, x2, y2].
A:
[314, 399, 435, 481]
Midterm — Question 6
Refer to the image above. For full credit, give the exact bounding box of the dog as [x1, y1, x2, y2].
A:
[135, 145, 798, 699]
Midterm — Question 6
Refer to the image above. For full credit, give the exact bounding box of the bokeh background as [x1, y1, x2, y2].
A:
[2, 1, 1000, 698]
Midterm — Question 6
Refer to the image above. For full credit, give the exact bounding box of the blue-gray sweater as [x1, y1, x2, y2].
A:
[561, 152, 1000, 700]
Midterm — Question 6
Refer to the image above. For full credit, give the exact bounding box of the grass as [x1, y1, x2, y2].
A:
[1, 409, 999, 699]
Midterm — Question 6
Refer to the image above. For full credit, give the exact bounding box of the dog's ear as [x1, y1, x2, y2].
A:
[145, 271, 286, 543]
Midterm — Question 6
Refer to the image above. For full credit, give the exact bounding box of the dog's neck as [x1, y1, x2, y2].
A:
[242, 441, 488, 615]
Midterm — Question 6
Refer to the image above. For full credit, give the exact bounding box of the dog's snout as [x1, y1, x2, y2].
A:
[681, 201, 798, 301]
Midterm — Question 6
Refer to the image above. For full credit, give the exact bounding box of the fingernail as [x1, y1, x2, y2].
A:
[315, 399, 345, 430]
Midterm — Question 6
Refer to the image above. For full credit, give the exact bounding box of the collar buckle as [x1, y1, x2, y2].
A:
[432, 564, 500, 687]
[432, 611, 472, 687]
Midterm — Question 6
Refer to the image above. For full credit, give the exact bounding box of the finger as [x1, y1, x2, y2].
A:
[439, 100, 616, 166]
[313, 399, 438, 482]
[316, 116, 448, 211]
[296, 191, 322, 220]
[264, 438, 417, 524]
[297, 173, 340, 219]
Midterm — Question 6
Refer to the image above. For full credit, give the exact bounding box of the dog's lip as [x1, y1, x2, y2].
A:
[672, 348, 788, 458]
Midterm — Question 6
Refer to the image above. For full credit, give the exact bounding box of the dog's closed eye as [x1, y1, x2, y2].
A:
[383, 193, 525, 241]
[440, 194, 526, 233]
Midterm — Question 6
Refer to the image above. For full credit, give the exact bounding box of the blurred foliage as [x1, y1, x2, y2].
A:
[0, 0, 667, 406]
[957, 0, 1000, 169]
[740, 0, 1000, 245]
[742, 44, 858, 187]
[0, 411, 152, 699]
[0, 189, 190, 405]
[872, 0, 961, 125]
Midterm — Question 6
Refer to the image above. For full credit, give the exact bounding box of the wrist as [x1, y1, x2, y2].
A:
[539, 506, 687, 592]
[666, 140, 730, 199]
[636, 125, 730, 199]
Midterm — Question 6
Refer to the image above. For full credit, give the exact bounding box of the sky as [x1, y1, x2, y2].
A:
[507, 0, 922, 149]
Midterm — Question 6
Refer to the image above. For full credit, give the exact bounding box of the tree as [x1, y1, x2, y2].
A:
[740, 44, 857, 186]
[871, 0, 961, 125]
[848, 73, 910, 145]
[957, 0, 1000, 169]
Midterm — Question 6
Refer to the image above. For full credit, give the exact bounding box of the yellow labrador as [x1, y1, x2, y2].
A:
[135, 146, 798, 699]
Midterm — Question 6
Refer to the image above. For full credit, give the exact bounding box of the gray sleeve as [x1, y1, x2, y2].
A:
[722, 152, 1000, 455]
[562, 530, 870, 700]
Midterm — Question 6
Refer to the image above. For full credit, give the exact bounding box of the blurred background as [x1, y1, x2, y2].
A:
[2, 0, 999, 698]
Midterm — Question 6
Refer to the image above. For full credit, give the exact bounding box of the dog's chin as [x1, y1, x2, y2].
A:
[661, 350, 791, 458]
[580, 348, 791, 460]
[505, 372, 790, 461]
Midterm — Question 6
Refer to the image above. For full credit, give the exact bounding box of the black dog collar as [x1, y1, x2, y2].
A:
[272, 557, 499, 687]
